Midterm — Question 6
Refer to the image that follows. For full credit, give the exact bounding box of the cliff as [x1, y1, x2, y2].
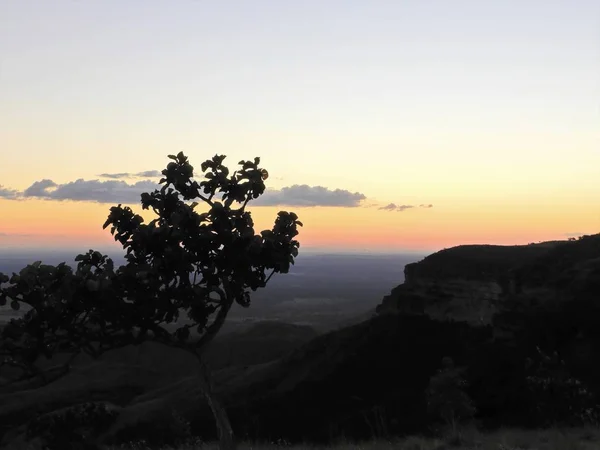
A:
[376, 235, 600, 326]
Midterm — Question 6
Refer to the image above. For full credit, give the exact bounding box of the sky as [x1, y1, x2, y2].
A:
[1, 0, 599, 254]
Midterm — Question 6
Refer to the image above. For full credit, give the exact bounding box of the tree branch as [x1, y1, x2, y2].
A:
[238, 194, 252, 212]
[264, 268, 276, 286]
[195, 282, 234, 351]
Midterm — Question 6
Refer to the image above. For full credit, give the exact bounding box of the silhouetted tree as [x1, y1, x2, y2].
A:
[0, 152, 302, 450]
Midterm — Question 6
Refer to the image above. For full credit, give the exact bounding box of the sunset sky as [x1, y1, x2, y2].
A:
[1, 0, 599, 254]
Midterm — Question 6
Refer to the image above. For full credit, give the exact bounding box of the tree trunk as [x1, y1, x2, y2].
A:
[195, 353, 236, 450]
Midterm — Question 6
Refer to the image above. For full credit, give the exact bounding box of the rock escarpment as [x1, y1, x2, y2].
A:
[376, 236, 600, 327]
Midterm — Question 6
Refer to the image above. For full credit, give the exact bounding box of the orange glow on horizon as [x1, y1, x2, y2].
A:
[0, 198, 598, 254]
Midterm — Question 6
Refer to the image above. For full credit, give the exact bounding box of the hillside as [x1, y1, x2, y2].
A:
[203, 321, 318, 370]
[1, 234, 599, 448]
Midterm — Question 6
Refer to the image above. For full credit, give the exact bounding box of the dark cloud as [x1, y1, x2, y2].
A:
[0, 185, 20, 199]
[419, 204, 433, 208]
[378, 203, 414, 212]
[97, 170, 162, 179]
[252, 184, 366, 207]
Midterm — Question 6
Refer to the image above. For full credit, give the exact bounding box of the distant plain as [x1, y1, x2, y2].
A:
[0, 248, 423, 334]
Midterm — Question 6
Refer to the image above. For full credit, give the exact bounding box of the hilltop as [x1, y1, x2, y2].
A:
[377, 234, 600, 325]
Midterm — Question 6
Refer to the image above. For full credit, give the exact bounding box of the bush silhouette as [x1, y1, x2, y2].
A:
[525, 346, 600, 427]
[26, 402, 119, 449]
[426, 356, 476, 435]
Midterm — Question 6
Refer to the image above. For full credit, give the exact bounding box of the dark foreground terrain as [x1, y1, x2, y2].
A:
[1, 235, 599, 448]
[106, 427, 600, 450]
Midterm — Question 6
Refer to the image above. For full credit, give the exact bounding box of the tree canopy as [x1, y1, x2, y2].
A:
[0, 152, 302, 449]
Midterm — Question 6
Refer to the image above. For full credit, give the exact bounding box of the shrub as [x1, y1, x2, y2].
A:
[26, 401, 119, 449]
[426, 356, 476, 435]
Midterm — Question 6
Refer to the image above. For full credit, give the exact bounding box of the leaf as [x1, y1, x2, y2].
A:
[85, 279, 99, 292]
[261, 230, 274, 239]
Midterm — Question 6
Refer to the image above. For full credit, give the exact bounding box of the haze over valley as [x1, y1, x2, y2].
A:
[0, 248, 421, 333]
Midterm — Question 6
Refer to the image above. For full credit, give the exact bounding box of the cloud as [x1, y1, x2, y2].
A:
[97, 172, 131, 179]
[136, 170, 162, 178]
[5, 179, 365, 208]
[97, 170, 162, 179]
[22, 179, 161, 204]
[23, 179, 58, 197]
[378, 203, 414, 212]
[2, 176, 434, 211]
[0, 232, 34, 238]
[0, 185, 20, 199]
[252, 184, 366, 207]
[377, 203, 434, 212]
[361, 201, 380, 208]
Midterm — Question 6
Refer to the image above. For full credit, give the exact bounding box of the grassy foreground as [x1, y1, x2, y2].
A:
[110, 426, 600, 450]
